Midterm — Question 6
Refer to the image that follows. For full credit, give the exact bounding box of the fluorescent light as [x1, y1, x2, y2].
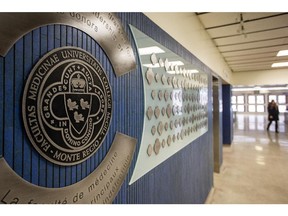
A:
[187, 69, 199, 73]
[138, 46, 165, 55]
[277, 50, 288, 56]
[271, 62, 288, 67]
[169, 61, 185, 66]
[142, 63, 160, 68]
[232, 86, 288, 91]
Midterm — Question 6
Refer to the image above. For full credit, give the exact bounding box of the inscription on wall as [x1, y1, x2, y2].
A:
[0, 12, 138, 203]
[0, 12, 136, 76]
[0, 133, 136, 204]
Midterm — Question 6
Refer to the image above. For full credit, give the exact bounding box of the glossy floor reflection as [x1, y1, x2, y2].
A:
[207, 113, 288, 204]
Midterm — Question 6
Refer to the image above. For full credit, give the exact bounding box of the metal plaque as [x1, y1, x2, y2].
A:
[151, 90, 156, 100]
[129, 26, 208, 184]
[146, 106, 153, 120]
[145, 68, 154, 85]
[153, 139, 160, 155]
[150, 53, 158, 65]
[0, 13, 136, 76]
[147, 144, 153, 157]
[22, 47, 112, 166]
[0, 132, 136, 204]
[154, 106, 160, 119]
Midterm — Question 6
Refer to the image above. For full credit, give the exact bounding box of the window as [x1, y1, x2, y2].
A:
[268, 95, 277, 102]
[231, 95, 245, 112]
[231, 96, 236, 104]
[237, 105, 245, 112]
[257, 105, 265, 112]
[268, 94, 287, 113]
[237, 95, 244, 104]
[248, 95, 255, 104]
[256, 95, 264, 104]
[248, 94, 264, 113]
[278, 95, 286, 104]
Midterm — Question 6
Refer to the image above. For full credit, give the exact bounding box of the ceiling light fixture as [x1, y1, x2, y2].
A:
[276, 50, 288, 57]
[237, 13, 247, 38]
[271, 62, 288, 67]
[138, 46, 165, 56]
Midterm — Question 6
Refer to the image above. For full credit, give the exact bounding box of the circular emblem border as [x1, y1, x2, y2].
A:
[22, 46, 113, 166]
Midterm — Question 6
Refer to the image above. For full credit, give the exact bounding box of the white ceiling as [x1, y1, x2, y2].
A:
[195, 12, 288, 73]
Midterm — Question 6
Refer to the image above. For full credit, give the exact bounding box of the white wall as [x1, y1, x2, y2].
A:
[232, 68, 288, 86]
[144, 12, 233, 84]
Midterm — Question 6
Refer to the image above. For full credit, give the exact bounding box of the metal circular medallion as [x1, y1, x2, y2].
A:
[161, 139, 166, 148]
[154, 139, 161, 155]
[164, 90, 169, 102]
[22, 47, 112, 166]
[166, 104, 172, 118]
[167, 135, 171, 146]
[158, 90, 163, 101]
[164, 58, 169, 71]
[151, 90, 156, 100]
[161, 107, 166, 116]
[161, 74, 166, 85]
[147, 106, 153, 120]
[154, 106, 160, 119]
[155, 73, 160, 83]
[151, 125, 156, 135]
[164, 122, 168, 131]
[159, 58, 164, 67]
[167, 76, 172, 85]
[170, 121, 174, 130]
[151, 53, 158, 65]
[157, 121, 163, 135]
[147, 144, 153, 157]
[145, 68, 154, 85]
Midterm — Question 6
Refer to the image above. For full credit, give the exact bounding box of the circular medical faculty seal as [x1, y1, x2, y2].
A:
[22, 47, 112, 166]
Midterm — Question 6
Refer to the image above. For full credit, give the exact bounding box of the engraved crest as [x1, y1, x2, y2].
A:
[22, 47, 112, 166]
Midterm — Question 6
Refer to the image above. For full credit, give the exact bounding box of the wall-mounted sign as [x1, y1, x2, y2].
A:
[0, 12, 137, 204]
[129, 25, 208, 184]
[22, 47, 112, 166]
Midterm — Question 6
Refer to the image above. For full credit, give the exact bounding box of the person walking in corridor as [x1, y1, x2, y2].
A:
[267, 100, 279, 133]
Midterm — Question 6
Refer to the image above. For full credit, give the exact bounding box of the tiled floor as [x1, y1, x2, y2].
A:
[206, 113, 288, 204]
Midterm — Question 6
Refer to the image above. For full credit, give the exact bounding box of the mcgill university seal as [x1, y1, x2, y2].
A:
[22, 47, 112, 166]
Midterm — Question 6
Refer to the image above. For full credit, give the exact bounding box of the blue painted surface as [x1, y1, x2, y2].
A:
[0, 12, 214, 204]
[222, 84, 233, 144]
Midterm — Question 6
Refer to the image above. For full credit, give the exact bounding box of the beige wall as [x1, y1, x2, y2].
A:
[232, 68, 288, 86]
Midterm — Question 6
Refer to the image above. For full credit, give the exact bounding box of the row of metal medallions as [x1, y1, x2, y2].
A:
[151, 88, 207, 103]
[147, 118, 208, 156]
[150, 115, 208, 136]
[146, 104, 208, 120]
[144, 53, 209, 157]
[146, 67, 208, 89]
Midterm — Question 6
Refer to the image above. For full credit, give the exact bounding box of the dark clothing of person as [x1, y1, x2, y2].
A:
[267, 102, 279, 132]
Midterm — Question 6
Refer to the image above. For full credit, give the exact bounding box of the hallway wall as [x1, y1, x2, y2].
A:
[0, 12, 215, 204]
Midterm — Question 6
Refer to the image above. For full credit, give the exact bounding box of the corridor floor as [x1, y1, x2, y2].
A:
[207, 113, 288, 204]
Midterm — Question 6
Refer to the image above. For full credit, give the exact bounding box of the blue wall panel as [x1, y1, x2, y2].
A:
[116, 12, 214, 204]
[222, 84, 233, 144]
[0, 12, 214, 204]
[0, 57, 3, 158]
